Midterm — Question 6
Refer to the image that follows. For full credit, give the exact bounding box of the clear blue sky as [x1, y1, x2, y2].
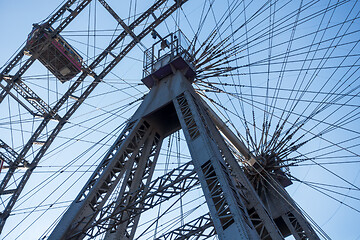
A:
[0, 0, 360, 239]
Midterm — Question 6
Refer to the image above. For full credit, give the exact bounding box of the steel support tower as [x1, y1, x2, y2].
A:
[49, 33, 320, 239]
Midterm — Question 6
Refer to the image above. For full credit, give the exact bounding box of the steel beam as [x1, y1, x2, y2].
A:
[97, 0, 144, 48]
[0, 81, 37, 115]
[195, 95, 284, 239]
[201, 99, 257, 165]
[173, 91, 259, 239]
[0, 139, 19, 166]
[103, 131, 162, 239]
[155, 213, 214, 240]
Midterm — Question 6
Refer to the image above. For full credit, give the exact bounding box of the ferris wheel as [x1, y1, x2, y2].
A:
[0, 0, 359, 239]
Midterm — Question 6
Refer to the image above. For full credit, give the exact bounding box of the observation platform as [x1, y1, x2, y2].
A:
[141, 31, 196, 89]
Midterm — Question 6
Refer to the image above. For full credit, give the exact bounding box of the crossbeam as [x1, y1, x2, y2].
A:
[155, 213, 214, 239]
[98, 0, 145, 48]
[0, 80, 37, 115]
[0, 139, 19, 166]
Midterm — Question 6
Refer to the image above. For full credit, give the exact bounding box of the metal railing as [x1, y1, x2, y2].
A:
[143, 30, 194, 78]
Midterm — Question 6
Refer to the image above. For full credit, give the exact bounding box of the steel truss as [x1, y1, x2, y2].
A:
[49, 50, 320, 239]
[0, 0, 188, 232]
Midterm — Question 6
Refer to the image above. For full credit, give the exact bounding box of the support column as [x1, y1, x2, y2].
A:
[173, 91, 259, 240]
[104, 131, 162, 239]
[49, 119, 154, 239]
[194, 95, 284, 240]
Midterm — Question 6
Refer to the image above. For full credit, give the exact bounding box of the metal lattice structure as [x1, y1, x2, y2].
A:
[49, 41, 319, 238]
[1, 0, 360, 239]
